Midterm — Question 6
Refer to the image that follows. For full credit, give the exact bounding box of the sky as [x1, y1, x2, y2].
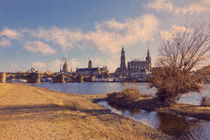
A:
[0, 0, 209, 72]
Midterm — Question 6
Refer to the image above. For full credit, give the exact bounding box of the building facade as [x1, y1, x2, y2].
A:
[76, 60, 109, 78]
[127, 49, 152, 79]
[115, 46, 152, 80]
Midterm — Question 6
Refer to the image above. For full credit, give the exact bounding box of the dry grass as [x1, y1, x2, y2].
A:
[106, 86, 153, 108]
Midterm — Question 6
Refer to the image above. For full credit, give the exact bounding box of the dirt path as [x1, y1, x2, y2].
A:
[0, 83, 171, 140]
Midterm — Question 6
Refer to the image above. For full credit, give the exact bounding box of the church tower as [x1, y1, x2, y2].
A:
[88, 59, 92, 69]
[145, 48, 151, 70]
[120, 46, 126, 70]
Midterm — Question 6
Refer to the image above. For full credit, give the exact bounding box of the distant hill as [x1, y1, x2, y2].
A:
[197, 65, 210, 83]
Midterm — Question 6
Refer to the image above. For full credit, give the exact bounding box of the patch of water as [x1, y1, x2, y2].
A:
[98, 101, 210, 140]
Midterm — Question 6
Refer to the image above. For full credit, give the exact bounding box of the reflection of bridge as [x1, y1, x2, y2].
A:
[0, 72, 92, 83]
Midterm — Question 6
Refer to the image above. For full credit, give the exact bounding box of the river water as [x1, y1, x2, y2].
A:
[33, 82, 210, 139]
[34, 82, 210, 105]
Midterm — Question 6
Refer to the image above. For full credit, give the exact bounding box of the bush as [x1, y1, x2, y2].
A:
[121, 87, 142, 102]
[63, 100, 84, 111]
[151, 67, 202, 105]
[107, 87, 143, 107]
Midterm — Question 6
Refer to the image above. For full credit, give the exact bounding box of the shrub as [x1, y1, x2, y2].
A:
[63, 100, 84, 111]
[107, 87, 143, 107]
[121, 87, 142, 102]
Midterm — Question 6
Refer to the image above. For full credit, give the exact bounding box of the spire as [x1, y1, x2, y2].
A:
[145, 45, 151, 70]
[65, 57, 68, 63]
[147, 41, 150, 57]
[88, 59, 92, 69]
[147, 47, 150, 57]
[120, 45, 126, 70]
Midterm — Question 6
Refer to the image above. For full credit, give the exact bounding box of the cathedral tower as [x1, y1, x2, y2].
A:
[145, 48, 151, 70]
[88, 59, 92, 69]
[120, 46, 126, 70]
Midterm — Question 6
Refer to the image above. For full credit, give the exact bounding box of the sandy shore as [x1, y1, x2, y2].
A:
[0, 83, 171, 140]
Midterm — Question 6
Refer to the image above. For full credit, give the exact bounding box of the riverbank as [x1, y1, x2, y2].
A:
[157, 104, 210, 121]
[0, 83, 171, 140]
[106, 91, 210, 121]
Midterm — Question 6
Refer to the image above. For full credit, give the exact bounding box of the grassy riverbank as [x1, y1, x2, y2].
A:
[0, 83, 171, 140]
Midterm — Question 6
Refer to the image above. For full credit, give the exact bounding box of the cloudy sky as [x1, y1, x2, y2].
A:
[0, 0, 209, 72]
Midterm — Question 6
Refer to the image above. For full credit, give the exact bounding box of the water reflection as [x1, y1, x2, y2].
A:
[98, 101, 210, 140]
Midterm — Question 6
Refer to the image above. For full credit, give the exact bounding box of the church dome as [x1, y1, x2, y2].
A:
[63, 57, 70, 73]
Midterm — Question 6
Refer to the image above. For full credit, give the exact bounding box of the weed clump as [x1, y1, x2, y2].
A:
[107, 87, 143, 107]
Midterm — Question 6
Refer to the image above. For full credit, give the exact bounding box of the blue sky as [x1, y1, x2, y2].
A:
[0, 0, 209, 72]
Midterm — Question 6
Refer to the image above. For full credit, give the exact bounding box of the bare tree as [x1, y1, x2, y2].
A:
[151, 23, 210, 105]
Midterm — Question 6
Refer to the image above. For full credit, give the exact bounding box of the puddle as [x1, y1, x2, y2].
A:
[98, 101, 210, 140]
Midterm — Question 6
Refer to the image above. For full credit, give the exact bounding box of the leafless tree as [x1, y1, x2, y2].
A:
[151, 23, 210, 105]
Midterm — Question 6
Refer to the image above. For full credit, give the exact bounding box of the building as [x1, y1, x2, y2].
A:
[115, 46, 127, 77]
[127, 48, 152, 79]
[76, 60, 109, 78]
[60, 57, 70, 74]
[115, 45, 152, 80]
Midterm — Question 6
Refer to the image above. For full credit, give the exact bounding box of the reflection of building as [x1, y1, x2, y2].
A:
[76, 60, 109, 78]
[60, 57, 70, 73]
[115, 45, 152, 80]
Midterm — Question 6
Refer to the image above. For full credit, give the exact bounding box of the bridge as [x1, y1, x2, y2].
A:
[0, 72, 94, 83]
[0, 72, 66, 84]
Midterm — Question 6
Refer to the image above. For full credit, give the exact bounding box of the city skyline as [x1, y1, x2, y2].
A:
[0, 0, 209, 72]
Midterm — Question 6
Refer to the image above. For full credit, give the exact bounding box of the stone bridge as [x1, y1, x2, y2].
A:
[0, 72, 96, 83]
[0, 72, 66, 84]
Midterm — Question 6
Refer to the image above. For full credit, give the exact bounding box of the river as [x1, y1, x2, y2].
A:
[34, 82, 210, 105]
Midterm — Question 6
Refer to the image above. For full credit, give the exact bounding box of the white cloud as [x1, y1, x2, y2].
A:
[203, 0, 210, 4]
[160, 25, 190, 40]
[0, 28, 22, 48]
[24, 14, 159, 54]
[48, 59, 63, 72]
[147, 0, 173, 12]
[175, 1, 209, 15]
[147, 0, 210, 15]
[70, 58, 81, 70]
[0, 28, 21, 39]
[31, 61, 46, 69]
[0, 38, 11, 48]
[24, 41, 56, 55]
